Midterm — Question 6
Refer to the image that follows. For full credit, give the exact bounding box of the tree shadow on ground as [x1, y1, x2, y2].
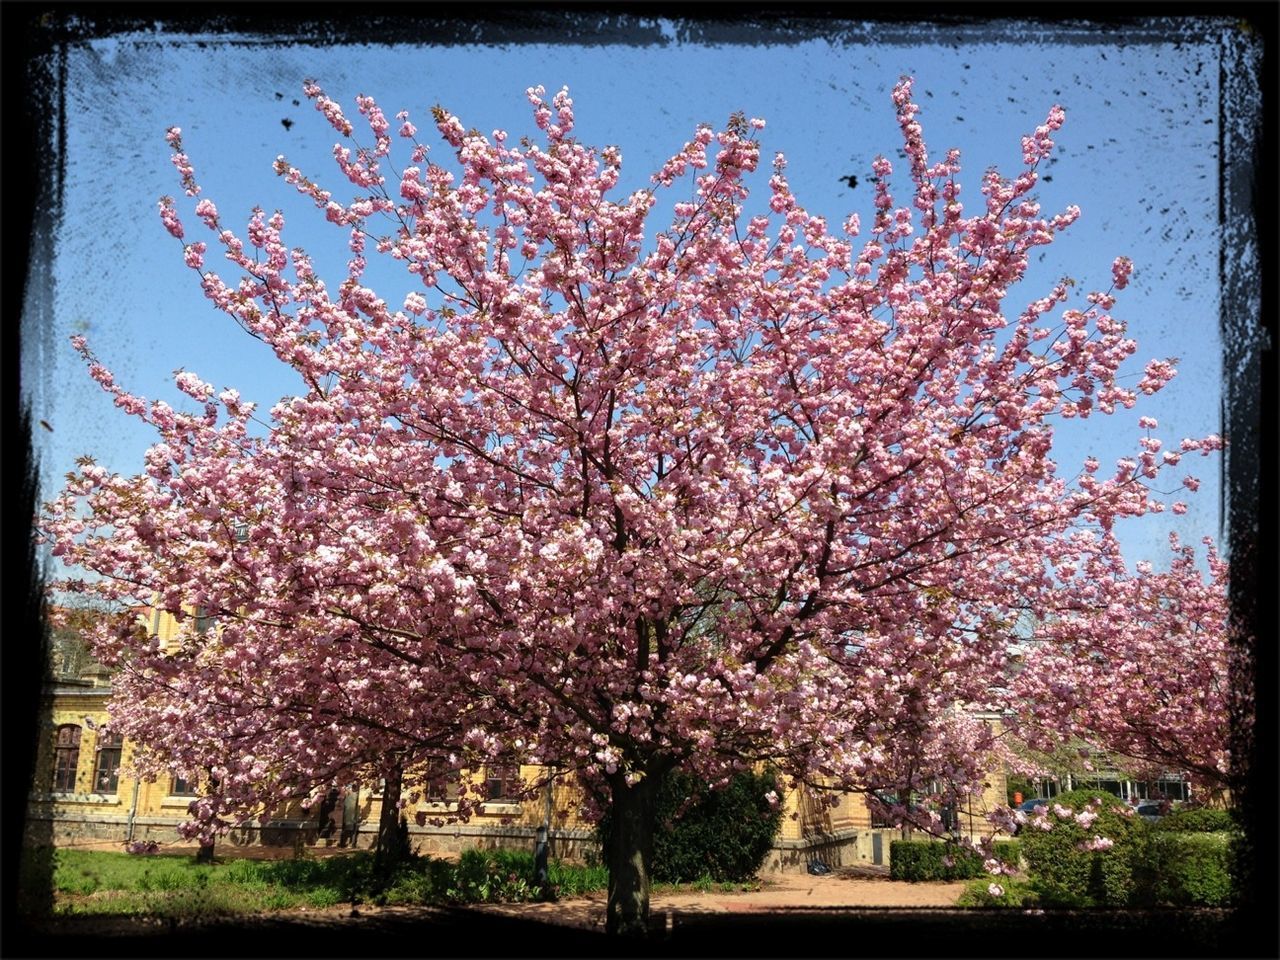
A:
[10, 904, 1252, 959]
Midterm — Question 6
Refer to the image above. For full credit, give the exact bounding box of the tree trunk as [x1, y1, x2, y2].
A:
[605, 772, 659, 938]
[375, 763, 408, 869]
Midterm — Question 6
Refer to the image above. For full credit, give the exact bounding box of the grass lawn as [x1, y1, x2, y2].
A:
[23, 845, 772, 922]
[27, 847, 618, 919]
[41, 849, 366, 918]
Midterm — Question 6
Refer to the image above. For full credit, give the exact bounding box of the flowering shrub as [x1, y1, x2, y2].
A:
[1018, 789, 1138, 906]
[123, 840, 160, 855]
[955, 875, 1039, 908]
[890, 839, 1020, 882]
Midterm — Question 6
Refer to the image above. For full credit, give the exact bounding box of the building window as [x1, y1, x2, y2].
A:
[171, 774, 198, 796]
[426, 757, 461, 802]
[53, 724, 81, 792]
[869, 793, 901, 828]
[93, 730, 124, 794]
[194, 606, 215, 636]
[484, 764, 520, 802]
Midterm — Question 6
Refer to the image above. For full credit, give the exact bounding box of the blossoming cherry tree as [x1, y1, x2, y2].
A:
[43, 77, 1225, 935]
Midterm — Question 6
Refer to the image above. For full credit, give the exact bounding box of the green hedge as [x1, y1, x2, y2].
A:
[597, 768, 784, 883]
[1018, 789, 1138, 907]
[889, 840, 1020, 882]
[1155, 807, 1237, 834]
[1131, 831, 1235, 907]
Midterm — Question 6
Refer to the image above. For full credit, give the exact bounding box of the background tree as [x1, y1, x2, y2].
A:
[42, 77, 1222, 936]
[1012, 533, 1234, 797]
[46, 602, 111, 681]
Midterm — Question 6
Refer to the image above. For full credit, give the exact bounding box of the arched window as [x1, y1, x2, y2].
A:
[93, 730, 124, 794]
[53, 724, 81, 792]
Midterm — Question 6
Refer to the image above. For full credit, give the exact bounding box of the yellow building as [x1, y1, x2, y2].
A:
[26, 608, 1007, 870]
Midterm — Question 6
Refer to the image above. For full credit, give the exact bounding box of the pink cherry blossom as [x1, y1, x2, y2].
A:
[1111, 256, 1134, 290]
[39, 76, 1230, 938]
[1013, 534, 1234, 793]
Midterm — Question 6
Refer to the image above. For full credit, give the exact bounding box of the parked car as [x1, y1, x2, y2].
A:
[1134, 801, 1169, 822]
[1012, 797, 1051, 834]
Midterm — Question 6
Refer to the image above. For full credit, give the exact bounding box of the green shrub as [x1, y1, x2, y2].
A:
[1155, 807, 1237, 834]
[597, 768, 784, 883]
[256, 857, 330, 887]
[456, 848, 490, 884]
[1131, 831, 1234, 907]
[956, 875, 1040, 907]
[381, 857, 454, 905]
[46, 847, 606, 914]
[891, 841, 976, 881]
[1019, 789, 1138, 907]
[487, 847, 540, 883]
[889, 839, 1020, 881]
[997, 839, 1022, 870]
[456, 849, 606, 902]
[221, 858, 269, 887]
[138, 863, 210, 892]
[438, 848, 538, 904]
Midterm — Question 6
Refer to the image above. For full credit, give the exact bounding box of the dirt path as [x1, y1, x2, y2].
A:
[469, 867, 968, 933]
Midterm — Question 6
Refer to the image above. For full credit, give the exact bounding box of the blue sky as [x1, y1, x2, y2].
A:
[26, 23, 1232, 570]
